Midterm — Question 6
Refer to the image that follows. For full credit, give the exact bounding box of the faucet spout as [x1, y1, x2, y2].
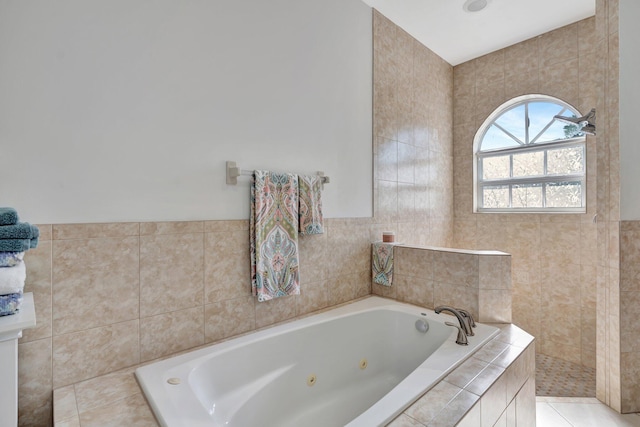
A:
[434, 306, 472, 336]
[456, 308, 476, 336]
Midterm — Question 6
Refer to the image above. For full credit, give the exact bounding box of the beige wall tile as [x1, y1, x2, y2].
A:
[53, 320, 139, 388]
[18, 338, 52, 427]
[254, 294, 297, 329]
[22, 240, 52, 342]
[140, 233, 204, 317]
[395, 275, 434, 309]
[433, 251, 478, 288]
[140, 306, 204, 362]
[297, 280, 329, 316]
[204, 233, 250, 304]
[36, 224, 53, 241]
[139, 221, 203, 235]
[539, 23, 579, 67]
[395, 247, 433, 279]
[53, 223, 139, 240]
[205, 296, 255, 344]
[434, 282, 479, 319]
[203, 219, 248, 233]
[52, 237, 140, 335]
[620, 351, 640, 413]
[479, 289, 511, 323]
[73, 368, 140, 414]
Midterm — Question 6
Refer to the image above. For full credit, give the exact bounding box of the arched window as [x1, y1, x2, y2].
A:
[474, 94, 586, 213]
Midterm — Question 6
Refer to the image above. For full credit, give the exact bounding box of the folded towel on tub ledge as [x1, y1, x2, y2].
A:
[0, 239, 32, 252]
[0, 208, 19, 226]
[0, 222, 38, 240]
[0, 262, 26, 295]
[0, 252, 24, 268]
[250, 171, 300, 302]
[0, 292, 23, 316]
[298, 174, 324, 235]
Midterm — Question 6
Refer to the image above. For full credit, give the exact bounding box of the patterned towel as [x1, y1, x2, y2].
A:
[372, 242, 398, 287]
[251, 171, 300, 302]
[0, 252, 24, 268]
[298, 175, 324, 235]
[0, 292, 23, 316]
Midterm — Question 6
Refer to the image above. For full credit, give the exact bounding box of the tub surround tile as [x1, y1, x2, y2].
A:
[52, 320, 140, 388]
[405, 380, 464, 425]
[140, 233, 204, 317]
[78, 393, 157, 427]
[52, 236, 140, 335]
[204, 296, 255, 344]
[53, 386, 78, 423]
[73, 368, 140, 414]
[19, 338, 53, 427]
[296, 280, 329, 316]
[53, 223, 140, 240]
[254, 294, 297, 329]
[203, 219, 249, 233]
[139, 221, 203, 235]
[22, 240, 53, 342]
[140, 306, 205, 362]
[387, 413, 423, 427]
[36, 224, 53, 241]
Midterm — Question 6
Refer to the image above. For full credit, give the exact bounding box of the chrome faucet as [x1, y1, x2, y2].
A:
[434, 306, 472, 336]
[445, 322, 468, 345]
[457, 308, 476, 336]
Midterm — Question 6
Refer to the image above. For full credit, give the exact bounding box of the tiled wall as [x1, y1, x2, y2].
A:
[452, 18, 599, 369]
[373, 10, 454, 247]
[18, 219, 376, 426]
[373, 246, 512, 323]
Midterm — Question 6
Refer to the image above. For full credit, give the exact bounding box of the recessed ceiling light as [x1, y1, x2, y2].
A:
[463, 0, 488, 12]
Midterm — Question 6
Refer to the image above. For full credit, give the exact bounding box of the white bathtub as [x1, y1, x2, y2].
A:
[136, 297, 499, 427]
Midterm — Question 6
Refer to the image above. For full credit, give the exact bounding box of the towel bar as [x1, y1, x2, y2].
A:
[226, 161, 330, 187]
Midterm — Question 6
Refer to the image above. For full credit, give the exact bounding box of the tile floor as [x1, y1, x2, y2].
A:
[537, 397, 640, 426]
[535, 354, 596, 397]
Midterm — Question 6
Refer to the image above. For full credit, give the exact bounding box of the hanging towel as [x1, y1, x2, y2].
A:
[0, 262, 26, 295]
[0, 208, 18, 226]
[372, 242, 400, 287]
[0, 222, 38, 239]
[0, 292, 23, 316]
[298, 175, 324, 235]
[0, 252, 24, 268]
[250, 171, 300, 302]
[0, 239, 31, 252]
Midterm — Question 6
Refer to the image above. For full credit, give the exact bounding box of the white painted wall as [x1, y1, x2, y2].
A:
[620, 0, 640, 220]
[0, 0, 373, 224]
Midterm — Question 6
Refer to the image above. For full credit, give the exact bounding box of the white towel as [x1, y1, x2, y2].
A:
[0, 262, 26, 295]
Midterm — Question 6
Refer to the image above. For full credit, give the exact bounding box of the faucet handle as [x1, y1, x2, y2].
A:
[445, 322, 468, 345]
[457, 309, 476, 336]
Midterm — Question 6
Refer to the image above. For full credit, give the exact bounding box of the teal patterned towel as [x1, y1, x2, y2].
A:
[0, 208, 18, 226]
[298, 175, 324, 235]
[372, 242, 397, 287]
[0, 222, 38, 239]
[250, 171, 300, 302]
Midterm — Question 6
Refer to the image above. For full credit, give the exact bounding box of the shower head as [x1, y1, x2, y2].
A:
[554, 108, 596, 135]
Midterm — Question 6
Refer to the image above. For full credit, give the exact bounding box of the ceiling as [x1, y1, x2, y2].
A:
[361, 0, 596, 65]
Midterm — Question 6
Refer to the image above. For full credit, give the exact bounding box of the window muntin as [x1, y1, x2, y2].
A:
[474, 95, 586, 213]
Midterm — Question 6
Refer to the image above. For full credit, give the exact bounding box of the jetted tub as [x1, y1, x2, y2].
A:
[136, 297, 499, 427]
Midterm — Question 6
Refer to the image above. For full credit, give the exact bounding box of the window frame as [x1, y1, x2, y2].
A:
[473, 94, 587, 214]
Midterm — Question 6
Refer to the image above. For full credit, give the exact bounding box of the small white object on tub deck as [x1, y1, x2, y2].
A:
[135, 297, 499, 427]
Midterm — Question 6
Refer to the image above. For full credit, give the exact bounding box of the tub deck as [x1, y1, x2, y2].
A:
[53, 308, 534, 427]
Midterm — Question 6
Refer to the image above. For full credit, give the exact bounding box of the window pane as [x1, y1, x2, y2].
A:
[528, 102, 564, 142]
[482, 155, 510, 180]
[481, 124, 521, 151]
[513, 151, 544, 177]
[512, 183, 543, 208]
[482, 185, 509, 208]
[536, 119, 578, 143]
[547, 146, 584, 175]
[546, 181, 582, 208]
[495, 104, 526, 144]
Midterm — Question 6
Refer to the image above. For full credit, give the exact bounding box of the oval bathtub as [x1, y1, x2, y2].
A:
[135, 297, 499, 427]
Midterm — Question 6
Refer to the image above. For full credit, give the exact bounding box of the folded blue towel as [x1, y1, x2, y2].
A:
[0, 222, 38, 239]
[0, 208, 18, 226]
[30, 236, 38, 249]
[0, 239, 31, 252]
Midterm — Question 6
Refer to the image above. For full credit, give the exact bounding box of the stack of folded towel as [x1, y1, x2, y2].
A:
[0, 208, 38, 316]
